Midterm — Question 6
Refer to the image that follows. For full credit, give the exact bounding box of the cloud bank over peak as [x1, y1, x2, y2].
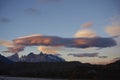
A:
[38, 46, 59, 54]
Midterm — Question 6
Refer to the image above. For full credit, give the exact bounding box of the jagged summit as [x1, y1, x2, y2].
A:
[39, 51, 44, 55]
[28, 52, 36, 57]
[7, 52, 65, 62]
[28, 52, 34, 55]
[7, 53, 19, 62]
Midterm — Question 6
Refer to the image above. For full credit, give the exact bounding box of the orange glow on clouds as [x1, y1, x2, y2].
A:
[38, 46, 59, 54]
[74, 29, 98, 38]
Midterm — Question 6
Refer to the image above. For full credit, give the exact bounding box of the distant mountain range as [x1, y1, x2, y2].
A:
[7, 52, 65, 62]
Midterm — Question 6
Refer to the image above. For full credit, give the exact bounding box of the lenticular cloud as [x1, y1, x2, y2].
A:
[0, 34, 116, 53]
[13, 35, 116, 48]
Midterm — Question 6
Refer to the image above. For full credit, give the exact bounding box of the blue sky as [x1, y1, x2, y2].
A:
[0, 0, 120, 64]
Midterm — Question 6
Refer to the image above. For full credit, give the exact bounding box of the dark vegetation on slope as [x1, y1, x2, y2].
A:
[0, 61, 120, 79]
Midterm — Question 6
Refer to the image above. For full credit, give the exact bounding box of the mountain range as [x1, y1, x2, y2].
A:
[7, 52, 65, 62]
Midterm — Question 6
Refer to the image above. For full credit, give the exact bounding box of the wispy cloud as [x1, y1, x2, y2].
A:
[81, 22, 93, 28]
[74, 29, 98, 38]
[68, 53, 99, 57]
[98, 56, 108, 58]
[0, 17, 10, 23]
[112, 57, 120, 62]
[0, 40, 14, 47]
[105, 25, 120, 37]
[68, 53, 108, 58]
[0, 39, 24, 53]
[5, 45, 24, 53]
[17, 34, 42, 39]
[38, 46, 59, 54]
[105, 16, 120, 37]
[38, 0, 61, 3]
[24, 8, 40, 15]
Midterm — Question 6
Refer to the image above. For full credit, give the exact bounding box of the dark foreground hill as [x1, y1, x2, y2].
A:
[0, 60, 120, 79]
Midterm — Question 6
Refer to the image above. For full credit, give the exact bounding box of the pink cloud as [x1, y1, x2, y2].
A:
[81, 22, 93, 28]
[74, 29, 98, 38]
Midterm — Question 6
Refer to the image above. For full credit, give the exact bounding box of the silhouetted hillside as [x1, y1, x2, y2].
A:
[0, 54, 120, 79]
[0, 54, 13, 64]
[0, 60, 120, 79]
[107, 60, 120, 66]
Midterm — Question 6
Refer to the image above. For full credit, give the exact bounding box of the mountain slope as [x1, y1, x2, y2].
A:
[0, 54, 13, 64]
[107, 60, 120, 67]
[7, 53, 19, 62]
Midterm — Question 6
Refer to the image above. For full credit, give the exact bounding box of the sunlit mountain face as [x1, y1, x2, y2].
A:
[0, 0, 120, 65]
